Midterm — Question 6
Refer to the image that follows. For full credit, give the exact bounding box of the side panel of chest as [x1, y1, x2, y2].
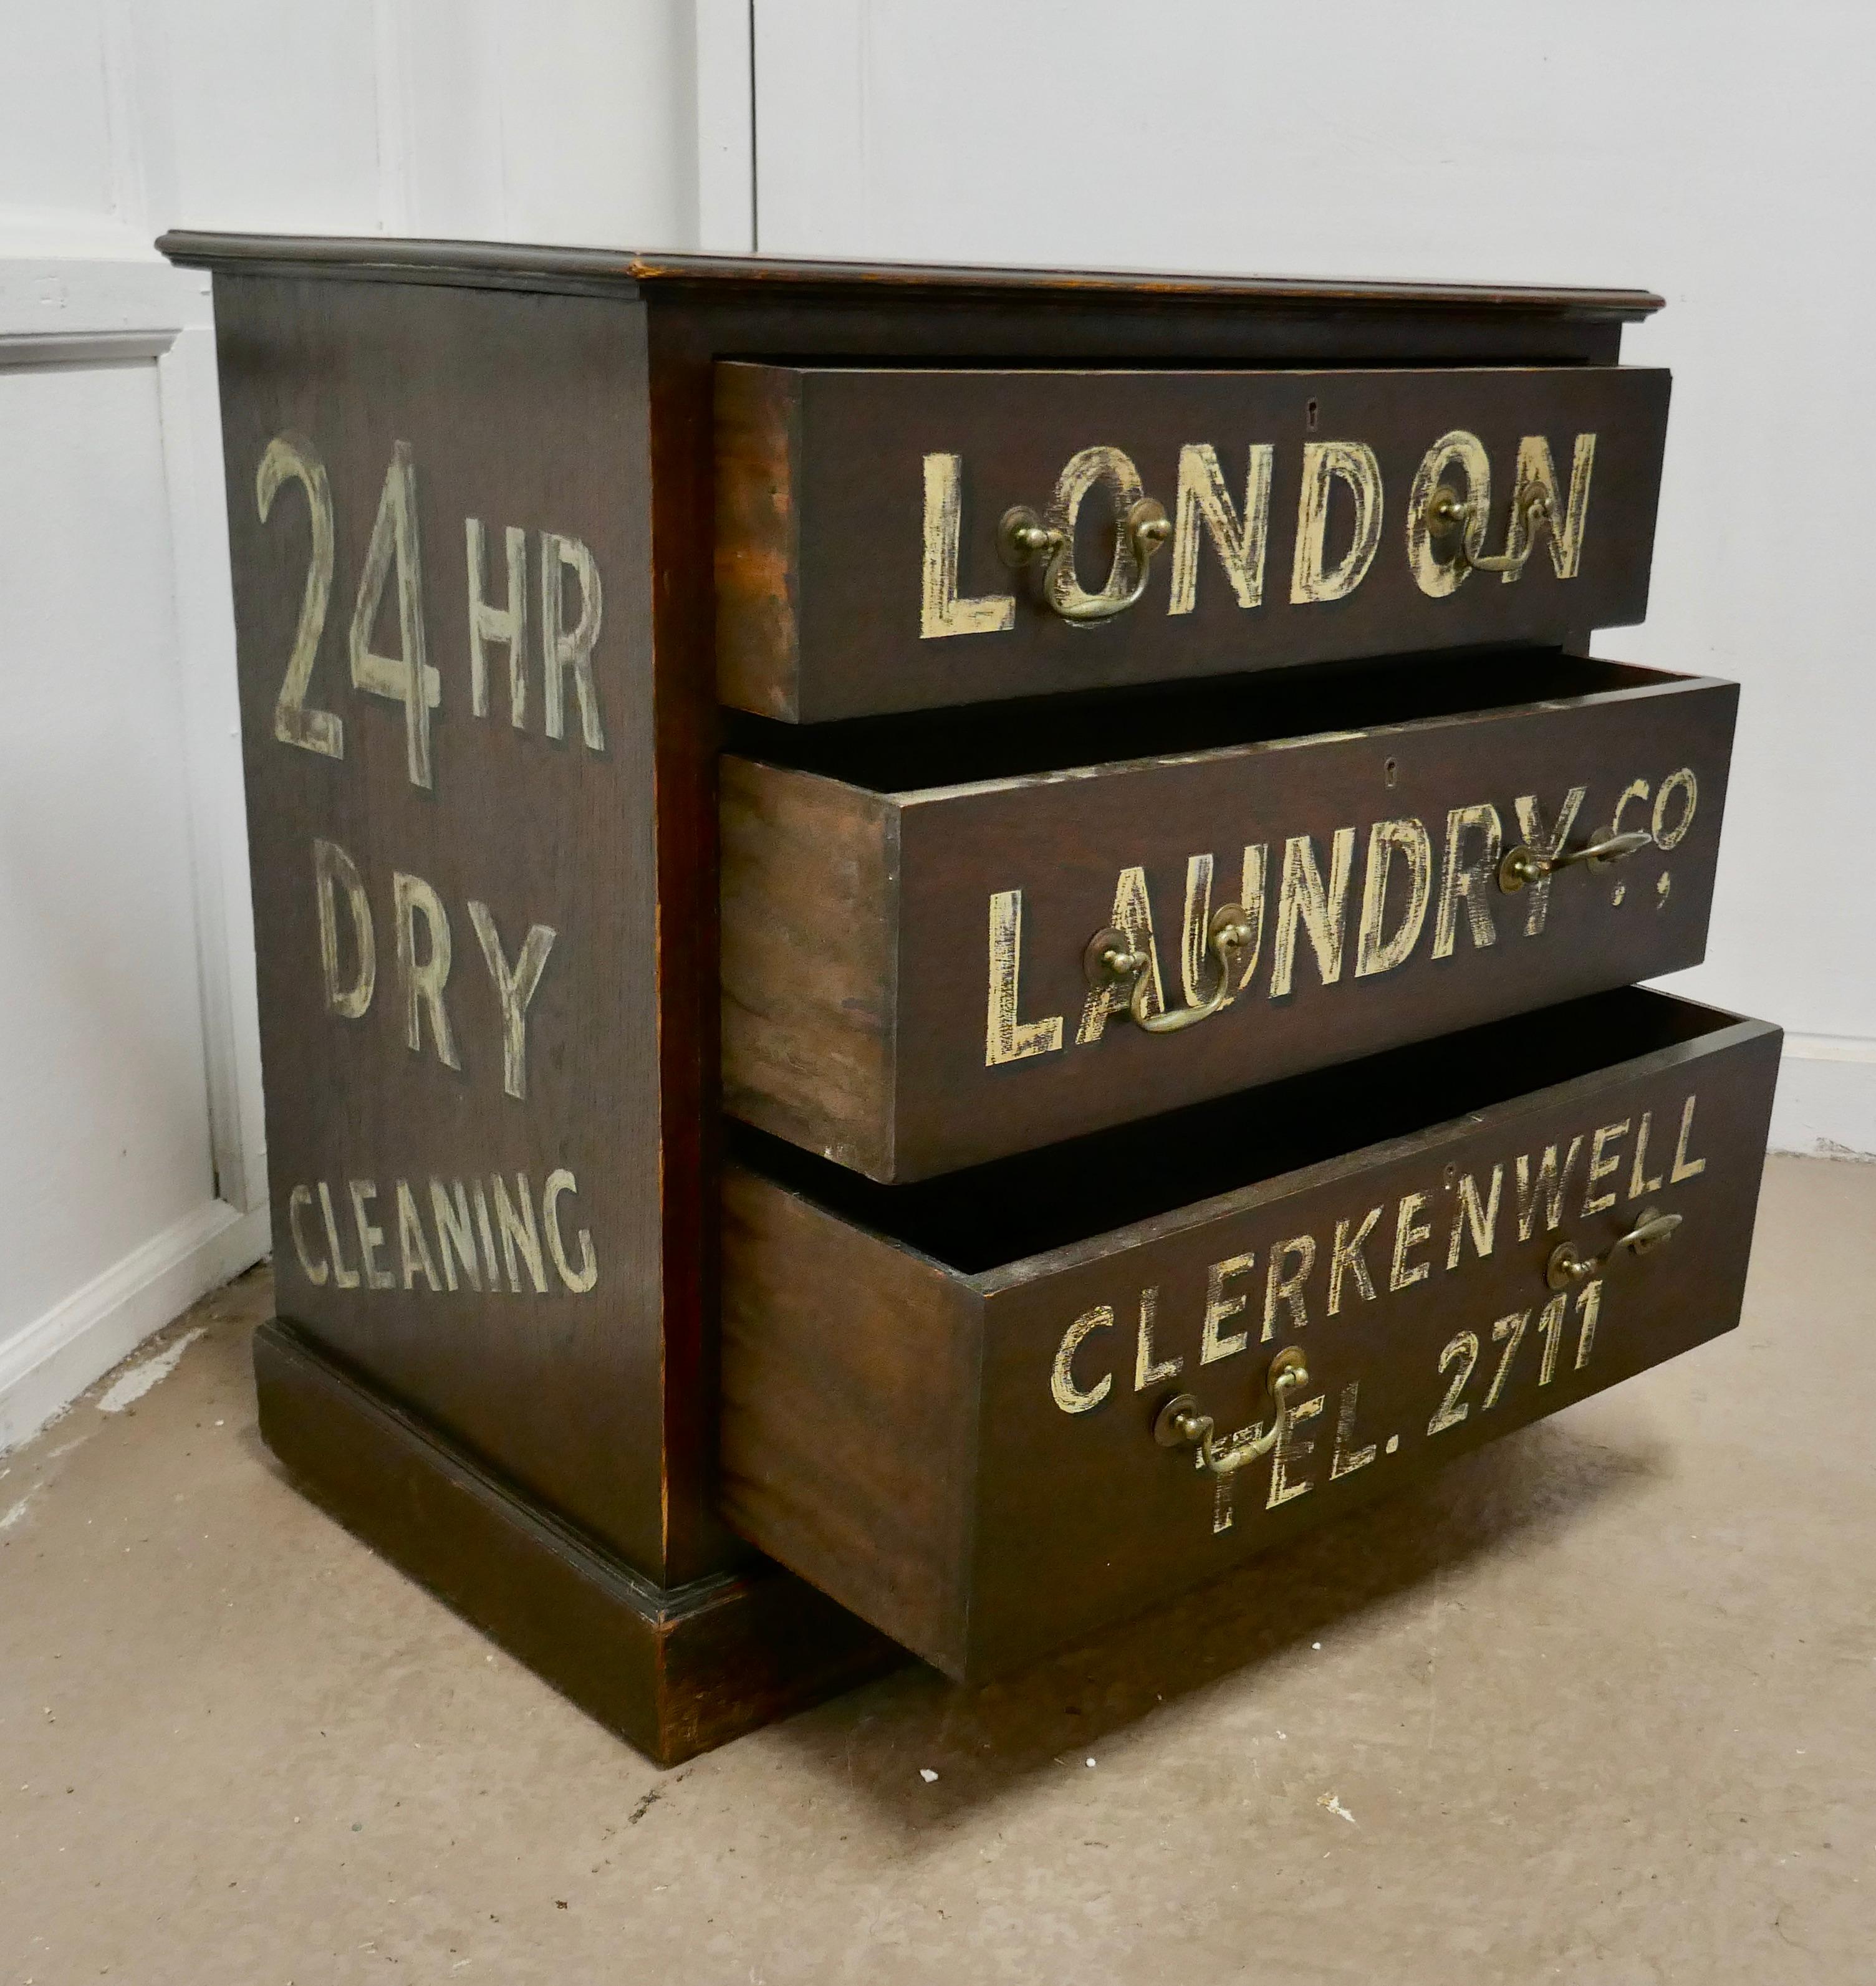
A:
[213, 275, 667, 1568]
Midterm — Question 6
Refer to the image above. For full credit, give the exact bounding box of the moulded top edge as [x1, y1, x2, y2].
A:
[156, 233, 1664, 319]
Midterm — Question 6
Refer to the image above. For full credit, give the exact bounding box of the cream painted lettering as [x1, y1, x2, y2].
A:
[285, 1171, 603, 1297]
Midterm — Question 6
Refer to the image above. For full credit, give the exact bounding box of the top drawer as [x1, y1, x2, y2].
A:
[716, 363, 1671, 721]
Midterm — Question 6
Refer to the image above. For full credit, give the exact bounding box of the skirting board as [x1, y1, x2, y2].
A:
[254, 1318, 898, 1765]
[0, 1198, 269, 1453]
[1768, 1034, 1876, 1161]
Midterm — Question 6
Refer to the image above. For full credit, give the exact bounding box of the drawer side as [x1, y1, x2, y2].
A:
[720, 758, 898, 1178]
[719, 1165, 981, 1670]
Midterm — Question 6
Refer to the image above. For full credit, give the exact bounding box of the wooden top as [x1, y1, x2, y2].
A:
[157, 231, 1663, 320]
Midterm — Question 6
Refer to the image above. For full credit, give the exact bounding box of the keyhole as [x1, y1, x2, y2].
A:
[1306, 398, 1320, 433]
[1384, 757, 1399, 786]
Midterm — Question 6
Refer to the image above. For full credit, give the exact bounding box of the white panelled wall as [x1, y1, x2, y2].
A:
[1, 2, 1864, 1446]
[0, 0, 744, 1449]
[752, 0, 1876, 1159]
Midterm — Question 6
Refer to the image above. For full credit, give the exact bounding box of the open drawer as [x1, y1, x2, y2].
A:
[720, 989, 1780, 1681]
[722, 653, 1735, 1181]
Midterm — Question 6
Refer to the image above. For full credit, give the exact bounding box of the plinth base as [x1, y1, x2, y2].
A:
[253, 1318, 898, 1766]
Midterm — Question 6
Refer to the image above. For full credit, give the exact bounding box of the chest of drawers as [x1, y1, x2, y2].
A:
[161, 234, 1777, 1763]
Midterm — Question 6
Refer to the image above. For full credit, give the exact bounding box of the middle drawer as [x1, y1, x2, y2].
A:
[721, 652, 1734, 1182]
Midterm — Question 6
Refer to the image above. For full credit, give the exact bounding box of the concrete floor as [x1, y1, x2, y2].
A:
[1, 1153, 1870, 1984]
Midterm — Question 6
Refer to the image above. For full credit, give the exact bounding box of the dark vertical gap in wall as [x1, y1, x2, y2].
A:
[748, 0, 761, 252]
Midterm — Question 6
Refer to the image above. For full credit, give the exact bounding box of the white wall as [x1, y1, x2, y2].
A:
[0, 0, 728, 1449]
[750, 0, 1876, 1157]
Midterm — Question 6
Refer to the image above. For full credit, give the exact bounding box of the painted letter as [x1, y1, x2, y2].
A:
[349, 441, 438, 789]
[1268, 1389, 1325, 1508]
[920, 453, 1014, 638]
[1671, 1095, 1707, 1182]
[492, 1173, 549, 1293]
[314, 838, 375, 1020]
[1330, 1383, 1378, 1480]
[393, 871, 460, 1070]
[395, 1179, 441, 1292]
[430, 1178, 482, 1293]
[542, 1169, 599, 1293]
[466, 517, 528, 726]
[1628, 1111, 1665, 1201]
[256, 433, 342, 758]
[1201, 1254, 1256, 1364]
[350, 1179, 395, 1290]
[1583, 1120, 1631, 1217]
[540, 533, 606, 749]
[1611, 777, 1652, 840]
[1406, 429, 1492, 598]
[1052, 1307, 1115, 1413]
[468, 901, 557, 1100]
[1077, 866, 1163, 1043]
[986, 890, 1064, 1066]
[1652, 768, 1698, 849]
[1354, 817, 1433, 977]
[471, 1179, 498, 1288]
[1390, 1191, 1434, 1291]
[1270, 828, 1357, 997]
[1512, 785, 1587, 938]
[1168, 441, 1272, 614]
[1327, 1206, 1382, 1315]
[287, 1183, 328, 1285]
[1516, 1138, 1585, 1240]
[1234, 845, 1270, 992]
[1431, 804, 1503, 959]
[1445, 1165, 1503, 1270]
[1291, 441, 1383, 604]
[1504, 433, 1596, 583]
[318, 1181, 360, 1289]
[1134, 1286, 1183, 1390]
[1041, 447, 1153, 616]
[1261, 1235, 1316, 1341]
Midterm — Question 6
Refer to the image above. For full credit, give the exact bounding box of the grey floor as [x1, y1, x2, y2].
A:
[2, 1154, 1869, 1984]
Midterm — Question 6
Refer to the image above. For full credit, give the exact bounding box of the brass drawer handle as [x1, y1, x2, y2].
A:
[1154, 1348, 1311, 1477]
[1085, 903, 1253, 1035]
[1499, 826, 1654, 893]
[1426, 484, 1556, 577]
[1000, 496, 1171, 622]
[1546, 1206, 1683, 1292]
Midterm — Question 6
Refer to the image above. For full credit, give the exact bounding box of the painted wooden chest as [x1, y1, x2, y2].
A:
[160, 233, 1776, 1760]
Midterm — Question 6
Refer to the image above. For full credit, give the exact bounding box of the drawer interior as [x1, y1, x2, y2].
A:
[723, 648, 1673, 792]
[727, 987, 1743, 1276]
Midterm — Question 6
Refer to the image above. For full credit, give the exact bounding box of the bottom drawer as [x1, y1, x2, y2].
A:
[721, 989, 1780, 1682]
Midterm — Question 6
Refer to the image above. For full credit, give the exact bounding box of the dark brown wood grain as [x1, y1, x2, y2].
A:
[721, 991, 1782, 1680]
[714, 365, 799, 719]
[719, 757, 897, 1169]
[716, 363, 1671, 721]
[722, 658, 1736, 1180]
[719, 1178, 979, 1660]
